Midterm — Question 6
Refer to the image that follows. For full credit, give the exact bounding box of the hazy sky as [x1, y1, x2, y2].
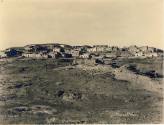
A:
[0, 0, 163, 50]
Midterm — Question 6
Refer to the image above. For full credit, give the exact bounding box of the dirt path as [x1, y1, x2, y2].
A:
[114, 65, 163, 94]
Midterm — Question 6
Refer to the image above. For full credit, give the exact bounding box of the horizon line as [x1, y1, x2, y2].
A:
[1, 41, 163, 51]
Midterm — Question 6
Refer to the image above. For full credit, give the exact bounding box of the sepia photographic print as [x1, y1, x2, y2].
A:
[0, 0, 164, 124]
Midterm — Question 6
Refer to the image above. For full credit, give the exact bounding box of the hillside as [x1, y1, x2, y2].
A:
[0, 57, 163, 124]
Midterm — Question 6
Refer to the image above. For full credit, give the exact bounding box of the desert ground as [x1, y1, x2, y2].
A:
[0, 57, 163, 124]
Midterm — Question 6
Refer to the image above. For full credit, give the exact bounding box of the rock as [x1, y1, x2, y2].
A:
[56, 90, 65, 97]
[46, 117, 57, 123]
[24, 83, 32, 87]
[31, 105, 57, 115]
[55, 82, 63, 86]
[12, 106, 30, 112]
[62, 90, 82, 102]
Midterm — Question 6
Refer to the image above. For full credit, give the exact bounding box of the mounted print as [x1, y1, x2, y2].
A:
[0, 0, 163, 124]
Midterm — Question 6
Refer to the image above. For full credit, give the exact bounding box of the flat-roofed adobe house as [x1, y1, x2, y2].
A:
[156, 49, 164, 57]
[22, 51, 48, 59]
[111, 46, 119, 51]
[128, 45, 140, 54]
[39, 52, 48, 59]
[79, 53, 91, 59]
[87, 46, 107, 53]
[22, 53, 37, 58]
[105, 52, 117, 58]
[53, 46, 64, 53]
[87, 47, 97, 52]
[144, 52, 158, 58]
[61, 53, 72, 58]
[134, 51, 145, 57]
[120, 50, 133, 58]
[48, 51, 62, 59]
[73, 46, 83, 51]
[134, 51, 158, 58]
[105, 47, 113, 52]
[121, 47, 128, 51]
[95, 45, 108, 52]
[71, 49, 81, 57]
[139, 46, 156, 53]
[64, 48, 72, 54]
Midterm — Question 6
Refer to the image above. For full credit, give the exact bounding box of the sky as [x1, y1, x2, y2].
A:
[0, 0, 163, 50]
